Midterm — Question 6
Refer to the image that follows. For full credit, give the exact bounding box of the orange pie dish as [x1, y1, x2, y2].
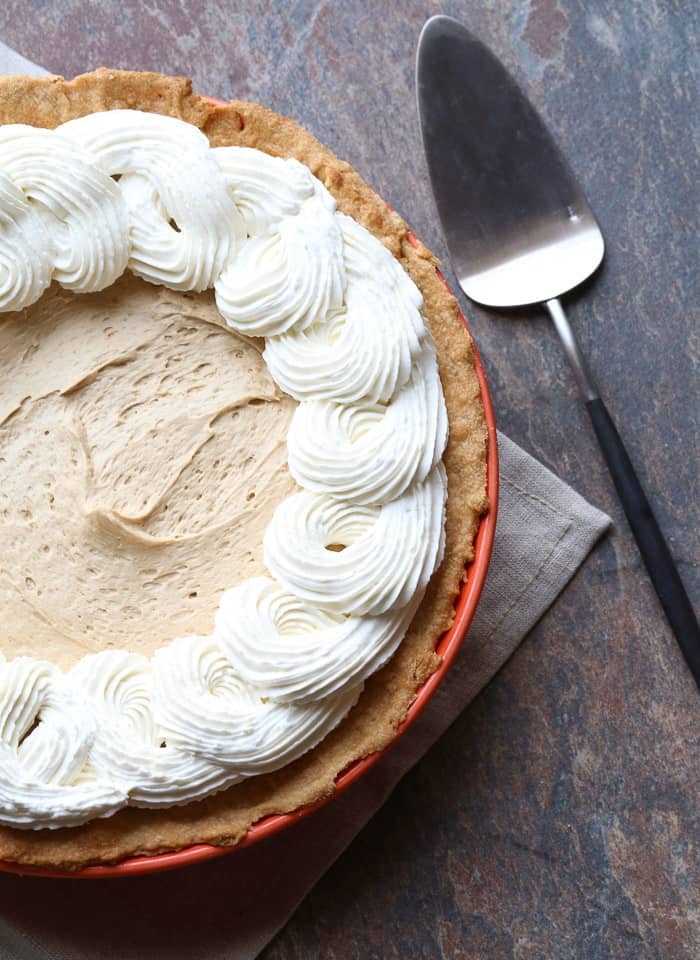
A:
[0, 70, 496, 875]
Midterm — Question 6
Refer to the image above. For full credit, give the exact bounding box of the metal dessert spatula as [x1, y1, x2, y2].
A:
[417, 15, 700, 686]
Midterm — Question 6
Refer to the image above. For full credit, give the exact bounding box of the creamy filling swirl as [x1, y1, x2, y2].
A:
[287, 339, 448, 504]
[58, 110, 245, 291]
[263, 464, 447, 616]
[0, 125, 129, 292]
[216, 578, 421, 704]
[0, 170, 53, 311]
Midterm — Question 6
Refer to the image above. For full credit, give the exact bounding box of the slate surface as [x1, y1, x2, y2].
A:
[0, 2, 697, 957]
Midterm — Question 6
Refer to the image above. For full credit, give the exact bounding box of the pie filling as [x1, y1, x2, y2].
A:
[0, 276, 296, 669]
[0, 110, 448, 829]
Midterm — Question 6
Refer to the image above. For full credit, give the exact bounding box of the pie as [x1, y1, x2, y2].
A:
[0, 69, 488, 870]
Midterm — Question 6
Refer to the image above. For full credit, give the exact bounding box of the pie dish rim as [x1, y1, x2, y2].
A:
[0, 80, 497, 875]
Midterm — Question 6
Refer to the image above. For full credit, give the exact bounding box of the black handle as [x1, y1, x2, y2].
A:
[586, 398, 700, 688]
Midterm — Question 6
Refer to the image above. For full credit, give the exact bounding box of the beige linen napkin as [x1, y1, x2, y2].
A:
[0, 41, 611, 960]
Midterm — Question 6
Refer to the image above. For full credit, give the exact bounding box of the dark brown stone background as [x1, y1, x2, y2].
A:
[0, 1, 698, 957]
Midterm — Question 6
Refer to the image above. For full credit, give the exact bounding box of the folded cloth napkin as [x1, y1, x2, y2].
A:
[0, 42, 611, 960]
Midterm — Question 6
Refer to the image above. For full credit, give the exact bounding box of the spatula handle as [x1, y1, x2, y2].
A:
[584, 397, 700, 686]
[545, 298, 700, 688]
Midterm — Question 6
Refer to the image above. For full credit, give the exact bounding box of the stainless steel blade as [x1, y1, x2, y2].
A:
[416, 15, 604, 307]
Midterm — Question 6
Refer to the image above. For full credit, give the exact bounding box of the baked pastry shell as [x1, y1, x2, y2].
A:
[0, 71, 496, 874]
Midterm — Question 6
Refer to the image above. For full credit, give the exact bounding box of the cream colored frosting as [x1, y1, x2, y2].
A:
[0, 111, 449, 830]
[150, 635, 361, 775]
[0, 124, 129, 294]
[214, 202, 345, 337]
[287, 339, 448, 504]
[58, 110, 244, 291]
[0, 169, 53, 311]
[263, 464, 447, 616]
[70, 650, 239, 808]
[0, 653, 128, 827]
[216, 577, 420, 704]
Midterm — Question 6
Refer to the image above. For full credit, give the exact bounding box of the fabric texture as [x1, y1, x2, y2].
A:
[0, 42, 611, 960]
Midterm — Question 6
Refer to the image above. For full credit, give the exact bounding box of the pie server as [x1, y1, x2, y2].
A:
[416, 14, 700, 687]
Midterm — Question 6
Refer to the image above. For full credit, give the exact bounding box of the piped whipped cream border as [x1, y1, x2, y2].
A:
[0, 110, 448, 829]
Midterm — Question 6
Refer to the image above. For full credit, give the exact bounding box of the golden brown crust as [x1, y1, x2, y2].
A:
[0, 69, 488, 870]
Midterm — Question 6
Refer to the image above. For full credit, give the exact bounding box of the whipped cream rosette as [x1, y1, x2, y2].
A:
[263, 214, 427, 404]
[0, 654, 126, 828]
[287, 339, 448, 503]
[69, 651, 240, 808]
[0, 124, 129, 293]
[0, 110, 449, 829]
[216, 578, 421, 704]
[213, 146, 315, 234]
[0, 169, 53, 311]
[59, 110, 245, 291]
[151, 635, 362, 776]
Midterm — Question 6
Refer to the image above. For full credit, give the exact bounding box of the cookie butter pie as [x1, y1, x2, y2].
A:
[0, 70, 487, 870]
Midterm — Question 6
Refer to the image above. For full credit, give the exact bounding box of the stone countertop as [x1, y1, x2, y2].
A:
[0, 1, 698, 957]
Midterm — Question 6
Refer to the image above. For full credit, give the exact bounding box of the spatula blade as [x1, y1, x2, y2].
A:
[416, 15, 604, 307]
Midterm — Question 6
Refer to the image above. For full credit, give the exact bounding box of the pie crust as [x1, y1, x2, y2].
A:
[0, 69, 488, 870]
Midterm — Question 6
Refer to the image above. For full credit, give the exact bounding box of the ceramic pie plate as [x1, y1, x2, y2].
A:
[0, 86, 498, 878]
